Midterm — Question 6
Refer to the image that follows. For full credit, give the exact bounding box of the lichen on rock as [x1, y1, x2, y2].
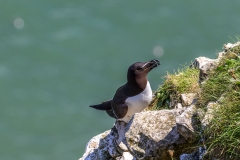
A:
[80, 107, 201, 160]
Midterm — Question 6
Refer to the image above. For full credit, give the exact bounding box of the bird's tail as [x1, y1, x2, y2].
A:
[89, 100, 112, 111]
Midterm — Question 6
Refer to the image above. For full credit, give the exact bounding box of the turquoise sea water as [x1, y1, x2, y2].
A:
[0, 1, 240, 159]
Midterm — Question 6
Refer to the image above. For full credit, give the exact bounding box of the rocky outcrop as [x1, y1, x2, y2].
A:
[80, 104, 211, 160]
[80, 60, 213, 160]
[80, 42, 240, 160]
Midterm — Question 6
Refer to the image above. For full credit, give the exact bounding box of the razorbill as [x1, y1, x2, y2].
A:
[90, 59, 160, 123]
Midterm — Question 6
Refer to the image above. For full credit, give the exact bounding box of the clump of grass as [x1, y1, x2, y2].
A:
[204, 91, 240, 159]
[202, 46, 240, 159]
[149, 66, 200, 110]
[148, 41, 240, 159]
[198, 60, 232, 107]
[198, 47, 240, 107]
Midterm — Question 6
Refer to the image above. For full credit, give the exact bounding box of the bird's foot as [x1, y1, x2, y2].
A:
[114, 120, 128, 152]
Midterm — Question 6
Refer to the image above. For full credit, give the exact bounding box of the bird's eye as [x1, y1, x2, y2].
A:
[136, 67, 142, 70]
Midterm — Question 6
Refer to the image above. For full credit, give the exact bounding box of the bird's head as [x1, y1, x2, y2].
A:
[127, 59, 160, 86]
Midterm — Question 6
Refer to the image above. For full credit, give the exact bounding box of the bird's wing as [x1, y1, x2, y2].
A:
[111, 102, 128, 119]
[106, 109, 117, 119]
[115, 83, 127, 93]
[89, 99, 112, 111]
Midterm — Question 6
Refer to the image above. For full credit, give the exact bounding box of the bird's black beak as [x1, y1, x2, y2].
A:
[142, 59, 160, 70]
[149, 59, 160, 69]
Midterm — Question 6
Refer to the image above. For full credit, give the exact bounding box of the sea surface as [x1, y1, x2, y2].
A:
[0, 1, 240, 159]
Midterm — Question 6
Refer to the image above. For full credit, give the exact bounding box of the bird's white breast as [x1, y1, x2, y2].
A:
[120, 81, 152, 123]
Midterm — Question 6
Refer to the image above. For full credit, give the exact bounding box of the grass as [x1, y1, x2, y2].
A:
[201, 46, 240, 159]
[204, 91, 240, 159]
[197, 58, 238, 107]
[148, 66, 200, 110]
[148, 41, 240, 159]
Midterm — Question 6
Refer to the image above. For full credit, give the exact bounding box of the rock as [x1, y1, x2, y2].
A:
[125, 110, 179, 159]
[176, 103, 183, 108]
[217, 51, 225, 59]
[170, 94, 178, 108]
[124, 107, 200, 159]
[79, 128, 125, 160]
[180, 146, 206, 160]
[176, 105, 200, 143]
[80, 94, 219, 160]
[116, 152, 135, 160]
[223, 42, 240, 50]
[193, 57, 217, 83]
[201, 102, 217, 128]
[192, 43, 240, 84]
[80, 107, 202, 160]
[79, 130, 112, 160]
[181, 93, 198, 106]
[219, 42, 240, 62]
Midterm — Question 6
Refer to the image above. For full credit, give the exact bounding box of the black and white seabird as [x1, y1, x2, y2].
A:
[90, 59, 160, 123]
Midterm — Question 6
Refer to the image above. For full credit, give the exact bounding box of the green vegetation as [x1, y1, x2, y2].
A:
[198, 57, 240, 107]
[202, 46, 240, 159]
[204, 90, 240, 159]
[148, 42, 240, 159]
[149, 66, 200, 110]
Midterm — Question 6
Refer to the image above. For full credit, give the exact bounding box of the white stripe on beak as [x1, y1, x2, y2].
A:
[152, 59, 159, 66]
[141, 62, 149, 68]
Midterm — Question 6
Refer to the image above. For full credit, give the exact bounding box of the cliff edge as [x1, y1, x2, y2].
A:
[80, 41, 240, 160]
